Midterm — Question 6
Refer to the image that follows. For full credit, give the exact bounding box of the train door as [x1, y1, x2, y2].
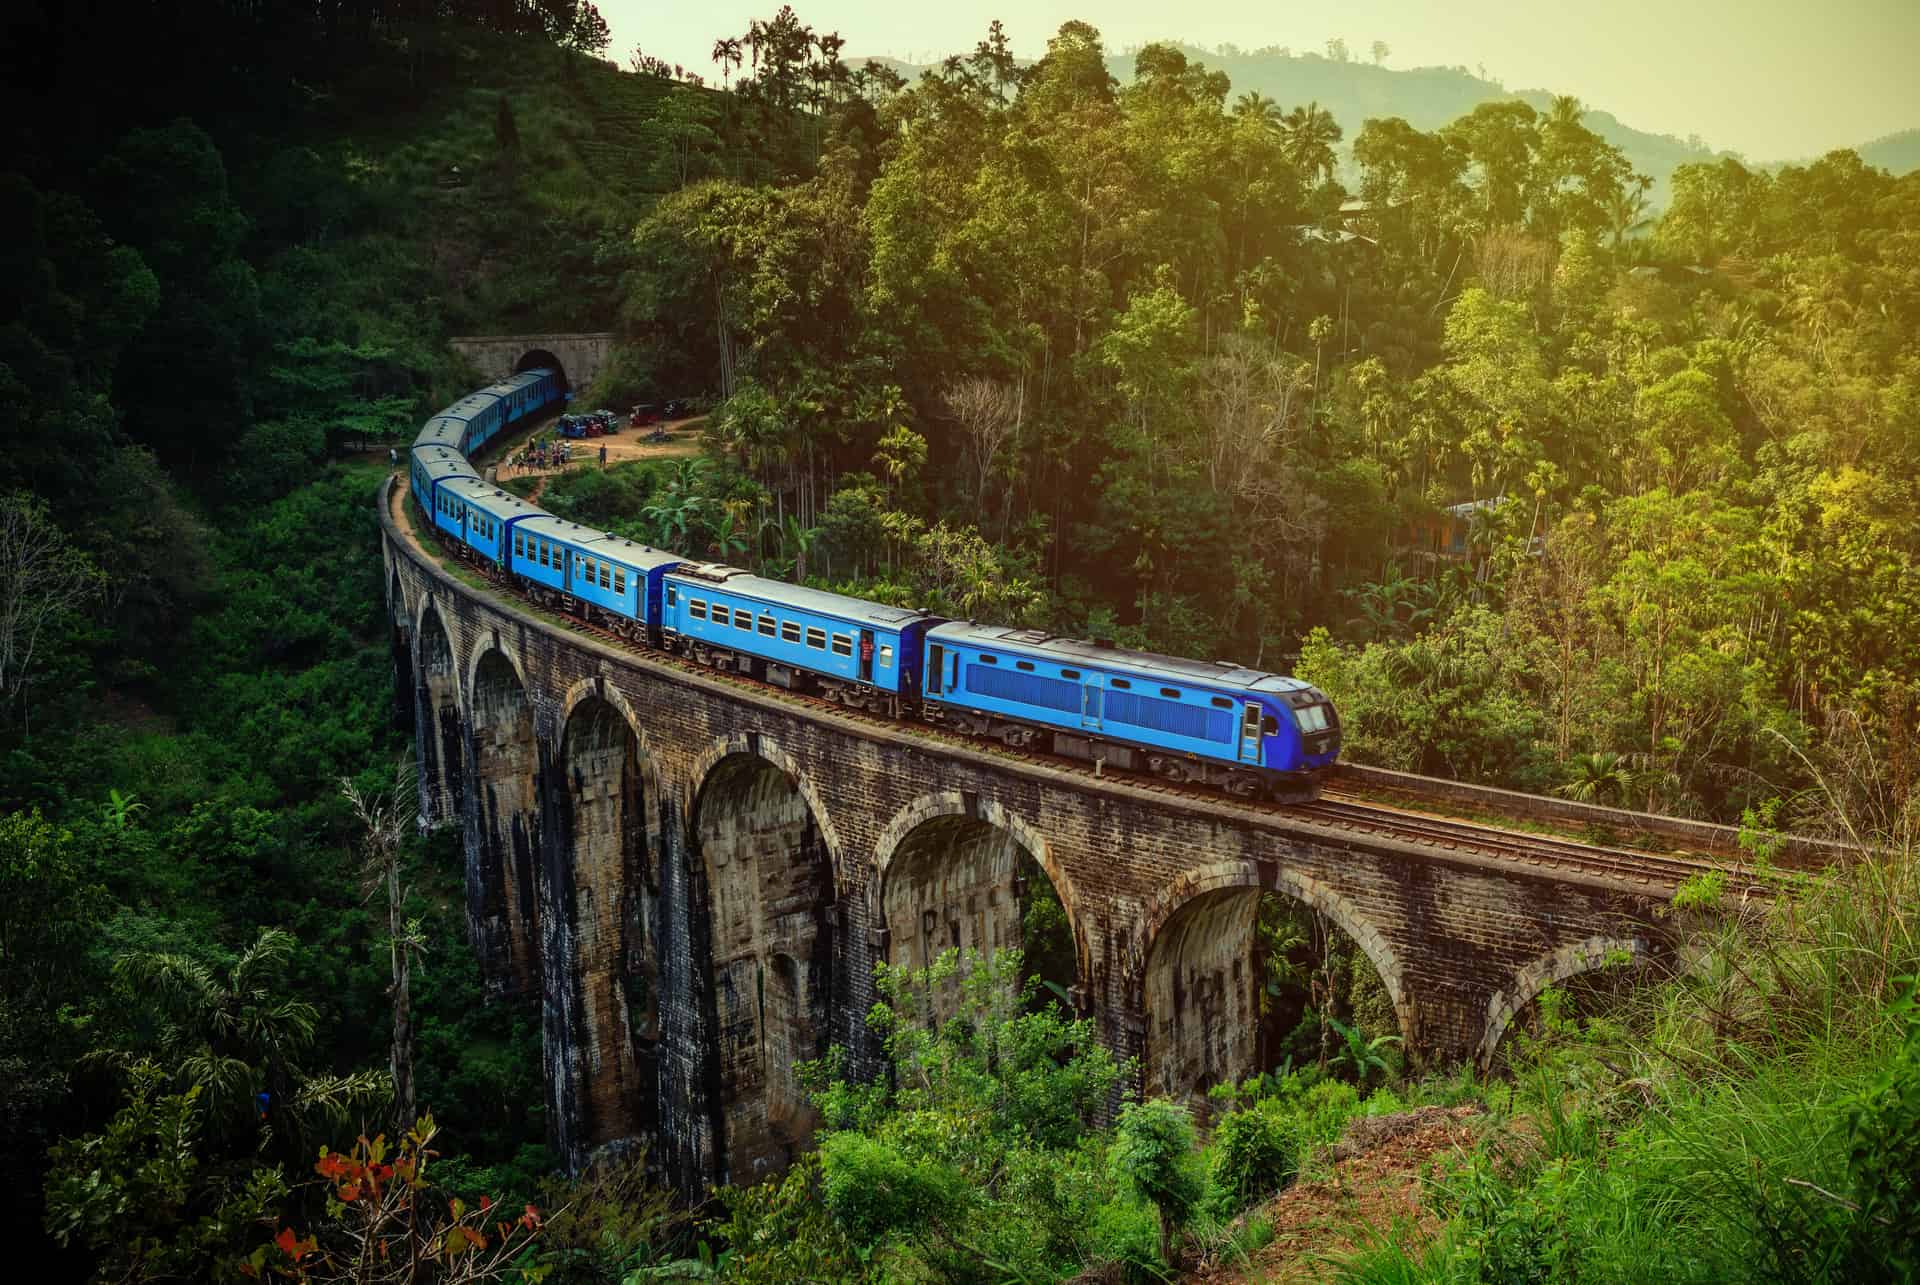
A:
[1081, 675, 1104, 730]
[859, 629, 875, 684]
[926, 644, 945, 696]
[1238, 701, 1263, 763]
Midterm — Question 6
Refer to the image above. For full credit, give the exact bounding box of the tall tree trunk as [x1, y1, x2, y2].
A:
[389, 857, 415, 1126]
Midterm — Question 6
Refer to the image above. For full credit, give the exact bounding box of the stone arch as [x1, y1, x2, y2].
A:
[413, 601, 464, 828]
[689, 739, 836, 1186]
[517, 347, 567, 392]
[543, 692, 659, 1170]
[684, 733, 843, 876]
[1478, 935, 1646, 1068]
[1139, 863, 1409, 1110]
[465, 645, 542, 999]
[872, 792, 1084, 1018]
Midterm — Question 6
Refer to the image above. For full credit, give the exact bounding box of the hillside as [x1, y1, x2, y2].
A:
[870, 44, 1918, 204]
[1857, 127, 1920, 175]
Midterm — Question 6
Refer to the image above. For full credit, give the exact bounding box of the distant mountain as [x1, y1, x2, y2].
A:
[863, 46, 1917, 205]
[1854, 129, 1920, 175]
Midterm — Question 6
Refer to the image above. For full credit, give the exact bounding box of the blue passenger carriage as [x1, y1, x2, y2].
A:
[435, 478, 540, 569]
[921, 624, 1341, 800]
[661, 564, 941, 711]
[409, 446, 480, 533]
[505, 517, 681, 642]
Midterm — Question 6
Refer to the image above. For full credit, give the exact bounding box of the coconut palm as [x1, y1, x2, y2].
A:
[1232, 91, 1282, 133]
[1281, 101, 1342, 187]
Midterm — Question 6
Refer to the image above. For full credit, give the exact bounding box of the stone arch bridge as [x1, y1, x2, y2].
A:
[382, 482, 1675, 1191]
[448, 332, 615, 399]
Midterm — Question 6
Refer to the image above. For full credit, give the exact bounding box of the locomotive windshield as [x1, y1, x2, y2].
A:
[1293, 703, 1331, 734]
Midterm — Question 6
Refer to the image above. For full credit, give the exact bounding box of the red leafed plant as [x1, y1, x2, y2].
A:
[242, 1114, 553, 1282]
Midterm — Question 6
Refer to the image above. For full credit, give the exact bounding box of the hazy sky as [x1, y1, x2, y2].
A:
[600, 0, 1920, 159]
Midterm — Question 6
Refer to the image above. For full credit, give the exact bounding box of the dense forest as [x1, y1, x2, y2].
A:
[1, 2, 1915, 1281]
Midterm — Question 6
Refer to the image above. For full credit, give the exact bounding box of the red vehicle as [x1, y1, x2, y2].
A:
[629, 404, 660, 428]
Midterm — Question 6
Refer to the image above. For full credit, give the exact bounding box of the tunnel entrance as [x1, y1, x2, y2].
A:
[692, 752, 833, 1186]
[516, 348, 567, 393]
[878, 812, 1078, 1024]
[547, 696, 657, 1163]
[467, 650, 541, 1000]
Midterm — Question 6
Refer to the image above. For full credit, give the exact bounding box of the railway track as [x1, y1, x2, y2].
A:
[402, 492, 1774, 896]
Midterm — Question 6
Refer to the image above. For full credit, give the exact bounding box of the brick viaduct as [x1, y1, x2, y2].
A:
[382, 480, 1673, 1191]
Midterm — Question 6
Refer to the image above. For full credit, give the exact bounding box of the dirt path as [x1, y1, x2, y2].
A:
[1185, 1107, 1485, 1284]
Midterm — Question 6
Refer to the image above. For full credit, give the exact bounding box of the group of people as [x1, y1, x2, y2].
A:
[389, 435, 610, 483]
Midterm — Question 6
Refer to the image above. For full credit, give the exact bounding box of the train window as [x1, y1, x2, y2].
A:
[1295, 703, 1330, 734]
[690, 599, 707, 620]
[1211, 697, 1233, 710]
[980, 654, 998, 665]
[781, 621, 802, 643]
[1161, 687, 1181, 699]
[1061, 668, 1080, 680]
[1263, 716, 1280, 735]
[806, 626, 826, 649]
[758, 615, 776, 636]
[514, 532, 524, 556]
[614, 569, 626, 594]
[599, 564, 611, 589]
[1244, 704, 1262, 730]
[580, 557, 594, 581]
[734, 607, 753, 630]
[538, 542, 549, 567]
[665, 585, 676, 606]
[1016, 661, 1035, 672]
[1111, 678, 1131, 689]
[878, 645, 894, 667]
[831, 633, 852, 656]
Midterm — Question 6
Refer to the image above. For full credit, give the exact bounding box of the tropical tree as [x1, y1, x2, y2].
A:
[107, 929, 386, 1153]
[1280, 101, 1342, 188]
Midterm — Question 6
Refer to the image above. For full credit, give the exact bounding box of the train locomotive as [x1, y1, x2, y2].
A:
[406, 371, 1342, 801]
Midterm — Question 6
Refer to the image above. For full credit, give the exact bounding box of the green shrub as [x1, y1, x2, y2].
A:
[1089, 1197, 1171, 1284]
[817, 1131, 964, 1247]
[1209, 1099, 1302, 1207]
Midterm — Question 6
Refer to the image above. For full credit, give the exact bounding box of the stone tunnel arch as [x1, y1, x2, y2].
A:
[873, 793, 1083, 1022]
[413, 601, 463, 828]
[544, 690, 660, 1171]
[1140, 863, 1410, 1113]
[516, 348, 567, 392]
[689, 737, 836, 1187]
[1478, 935, 1646, 1069]
[465, 646, 541, 1000]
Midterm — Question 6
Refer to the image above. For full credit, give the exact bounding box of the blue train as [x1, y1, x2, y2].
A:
[407, 371, 1341, 800]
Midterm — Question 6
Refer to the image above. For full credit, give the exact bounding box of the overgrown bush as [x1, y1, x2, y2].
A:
[1208, 1099, 1303, 1207]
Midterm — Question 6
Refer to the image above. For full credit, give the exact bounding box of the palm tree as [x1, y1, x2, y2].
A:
[1281, 100, 1342, 187]
[1556, 751, 1638, 807]
[109, 929, 384, 1152]
[1232, 91, 1282, 134]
